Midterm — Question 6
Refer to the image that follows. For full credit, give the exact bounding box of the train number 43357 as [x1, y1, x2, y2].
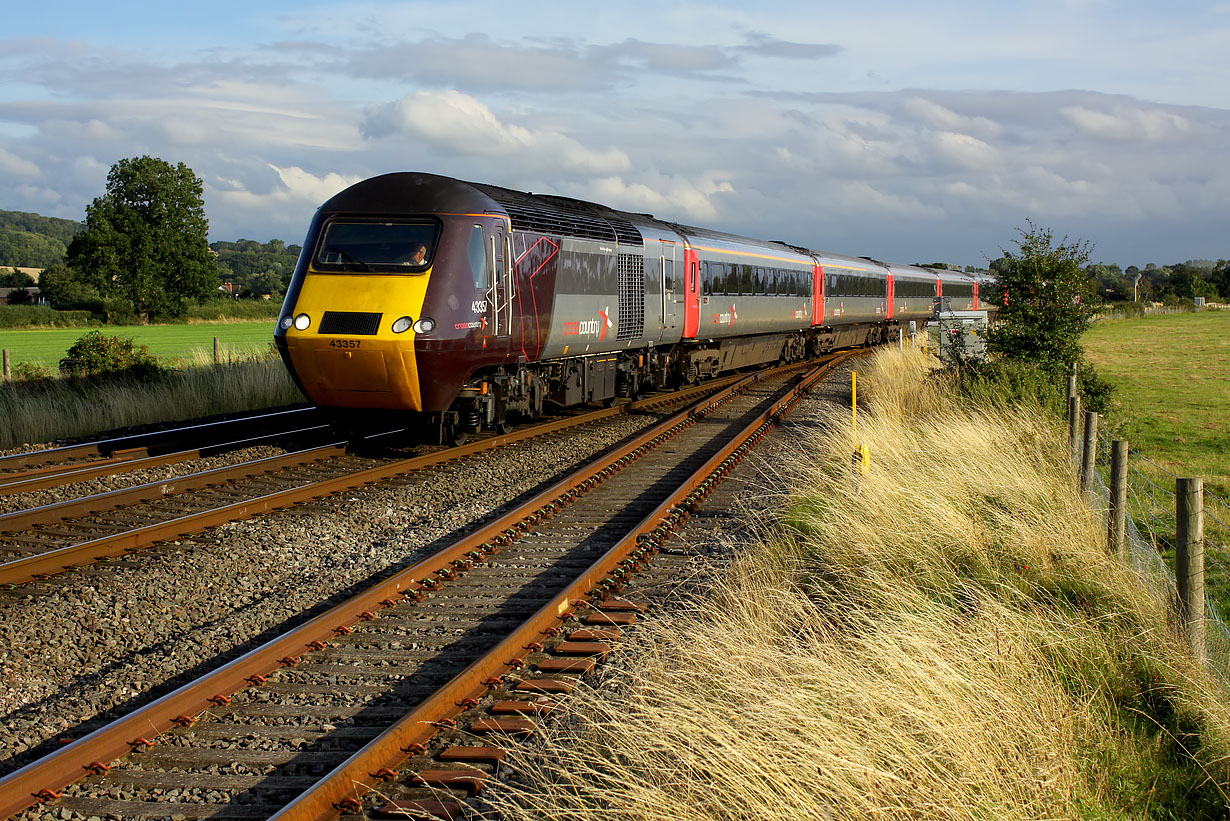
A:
[328, 339, 362, 349]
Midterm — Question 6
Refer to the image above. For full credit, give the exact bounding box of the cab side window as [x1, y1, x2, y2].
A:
[469, 226, 489, 290]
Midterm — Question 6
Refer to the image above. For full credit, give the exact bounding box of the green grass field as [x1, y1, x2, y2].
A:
[1083, 311, 1229, 500]
[0, 321, 279, 372]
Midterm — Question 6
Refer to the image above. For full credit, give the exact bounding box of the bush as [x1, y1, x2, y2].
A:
[0, 268, 36, 288]
[0, 305, 95, 328]
[9, 361, 52, 381]
[182, 299, 282, 322]
[58, 330, 164, 380]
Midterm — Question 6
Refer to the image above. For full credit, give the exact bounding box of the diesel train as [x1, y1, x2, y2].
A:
[274, 172, 987, 442]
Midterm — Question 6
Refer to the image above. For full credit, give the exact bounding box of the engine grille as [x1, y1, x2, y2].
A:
[617, 254, 644, 341]
[318, 311, 383, 335]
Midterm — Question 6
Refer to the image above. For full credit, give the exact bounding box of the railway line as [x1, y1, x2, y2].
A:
[0, 408, 329, 484]
[0, 377, 740, 589]
[1, 352, 854, 821]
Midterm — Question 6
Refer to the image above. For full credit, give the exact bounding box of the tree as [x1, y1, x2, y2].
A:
[985, 221, 1095, 376]
[1214, 260, 1230, 302]
[0, 268, 35, 288]
[66, 156, 217, 320]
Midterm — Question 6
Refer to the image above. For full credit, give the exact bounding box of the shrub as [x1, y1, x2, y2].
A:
[58, 330, 163, 380]
[183, 298, 282, 322]
[0, 305, 95, 328]
[9, 361, 52, 381]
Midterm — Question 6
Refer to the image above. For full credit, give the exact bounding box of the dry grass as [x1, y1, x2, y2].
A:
[0, 347, 303, 448]
[483, 347, 1230, 821]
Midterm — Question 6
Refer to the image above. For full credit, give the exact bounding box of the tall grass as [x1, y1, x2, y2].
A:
[0, 347, 304, 448]
[484, 347, 1230, 820]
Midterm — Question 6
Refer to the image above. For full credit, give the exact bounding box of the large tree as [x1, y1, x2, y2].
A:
[67, 156, 217, 320]
[986, 221, 1096, 375]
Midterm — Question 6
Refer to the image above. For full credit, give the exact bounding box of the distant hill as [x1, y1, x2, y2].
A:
[0, 208, 83, 269]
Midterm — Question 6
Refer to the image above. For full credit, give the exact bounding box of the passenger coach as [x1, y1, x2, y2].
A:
[274, 173, 963, 442]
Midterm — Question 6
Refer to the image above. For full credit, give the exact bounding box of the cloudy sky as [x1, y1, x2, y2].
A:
[2, 0, 1228, 267]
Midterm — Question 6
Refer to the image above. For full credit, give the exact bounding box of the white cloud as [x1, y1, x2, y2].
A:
[362, 90, 631, 175]
[1059, 105, 1193, 141]
[923, 130, 1000, 171]
[0, 147, 40, 181]
[582, 174, 735, 221]
[902, 97, 1003, 140]
[212, 164, 360, 210]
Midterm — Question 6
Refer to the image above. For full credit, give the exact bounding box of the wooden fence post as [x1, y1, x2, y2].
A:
[1080, 411, 1098, 496]
[1108, 439, 1128, 560]
[213, 336, 220, 365]
[2, 349, 9, 381]
[1176, 477, 1206, 664]
[1068, 395, 1081, 463]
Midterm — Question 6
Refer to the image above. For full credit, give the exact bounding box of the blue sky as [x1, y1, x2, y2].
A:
[2, 0, 1229, 267]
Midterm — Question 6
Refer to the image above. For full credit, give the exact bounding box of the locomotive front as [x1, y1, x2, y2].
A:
[274, 173, 508, 424]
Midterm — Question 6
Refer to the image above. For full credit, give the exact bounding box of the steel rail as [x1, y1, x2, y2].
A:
[0, 406, 320, 473]
[0, 440, 350, 533]
[0, 424, 332, 495]
[0, 359, 792, 820]
[270, 356, 848, 821]
[0, 371, 755, 587]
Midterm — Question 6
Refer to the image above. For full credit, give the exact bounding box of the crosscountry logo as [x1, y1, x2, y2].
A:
[598, 306, 611, 341]
[562, 306, 614, 340]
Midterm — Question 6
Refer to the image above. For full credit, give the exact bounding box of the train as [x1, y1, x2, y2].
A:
[273, 172, 989, 443]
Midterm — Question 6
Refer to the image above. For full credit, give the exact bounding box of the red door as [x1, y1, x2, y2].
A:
[812, 264, 824, 325]
[886, 273, 895, 320]
[683, 249, 700, 338]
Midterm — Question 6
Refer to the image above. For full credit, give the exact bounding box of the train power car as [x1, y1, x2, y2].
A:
[273, 172, 961, 442]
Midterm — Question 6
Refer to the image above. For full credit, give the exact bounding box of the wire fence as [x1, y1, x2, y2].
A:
[1091, 424, 1230, 674]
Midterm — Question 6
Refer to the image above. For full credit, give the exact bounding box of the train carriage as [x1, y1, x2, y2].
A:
[275, 172, 953, 442]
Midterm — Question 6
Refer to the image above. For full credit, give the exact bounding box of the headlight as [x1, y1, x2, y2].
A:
[279, 315, 293, 330]
[294, 313, 311, 330]
[391, 316, 413, 334]
[413, 317, 436, 334]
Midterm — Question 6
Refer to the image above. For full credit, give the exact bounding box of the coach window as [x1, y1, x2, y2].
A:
[663, 259, 674, 292]
[702, 262, 712, 296]
[468, 225, 488, 290]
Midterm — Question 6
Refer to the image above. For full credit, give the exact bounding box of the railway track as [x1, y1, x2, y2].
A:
[1, 352, 852, 821]
[0, 375, 745, 589]
[0, 408, 327, 486]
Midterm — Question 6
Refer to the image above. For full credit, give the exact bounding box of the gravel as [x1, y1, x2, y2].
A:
[0, 412, 660, 778]
[0, 445, 290, 515]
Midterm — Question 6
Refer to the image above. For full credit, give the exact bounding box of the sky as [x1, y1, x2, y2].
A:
[1, 1, 1228, 268]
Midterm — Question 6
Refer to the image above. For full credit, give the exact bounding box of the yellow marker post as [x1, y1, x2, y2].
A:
[851, 371, 869, 481]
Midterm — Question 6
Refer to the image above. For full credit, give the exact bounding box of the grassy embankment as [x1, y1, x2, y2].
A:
[482, 347, 1230, 821]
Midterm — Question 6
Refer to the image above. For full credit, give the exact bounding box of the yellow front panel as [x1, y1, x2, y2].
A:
[282, 270, 429, 411]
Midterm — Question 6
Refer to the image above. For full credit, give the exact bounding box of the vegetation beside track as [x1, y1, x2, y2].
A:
[484, 347, 1230, 821]
[0, 348, 303, 448]
[1083, 311, 1230, 501]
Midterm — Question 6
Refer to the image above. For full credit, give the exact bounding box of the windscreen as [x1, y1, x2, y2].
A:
[314, 220, 440, 273]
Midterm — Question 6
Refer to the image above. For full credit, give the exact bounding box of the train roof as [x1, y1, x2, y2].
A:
[319, 172, 647, 248]
[320, 174, 980, 277]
